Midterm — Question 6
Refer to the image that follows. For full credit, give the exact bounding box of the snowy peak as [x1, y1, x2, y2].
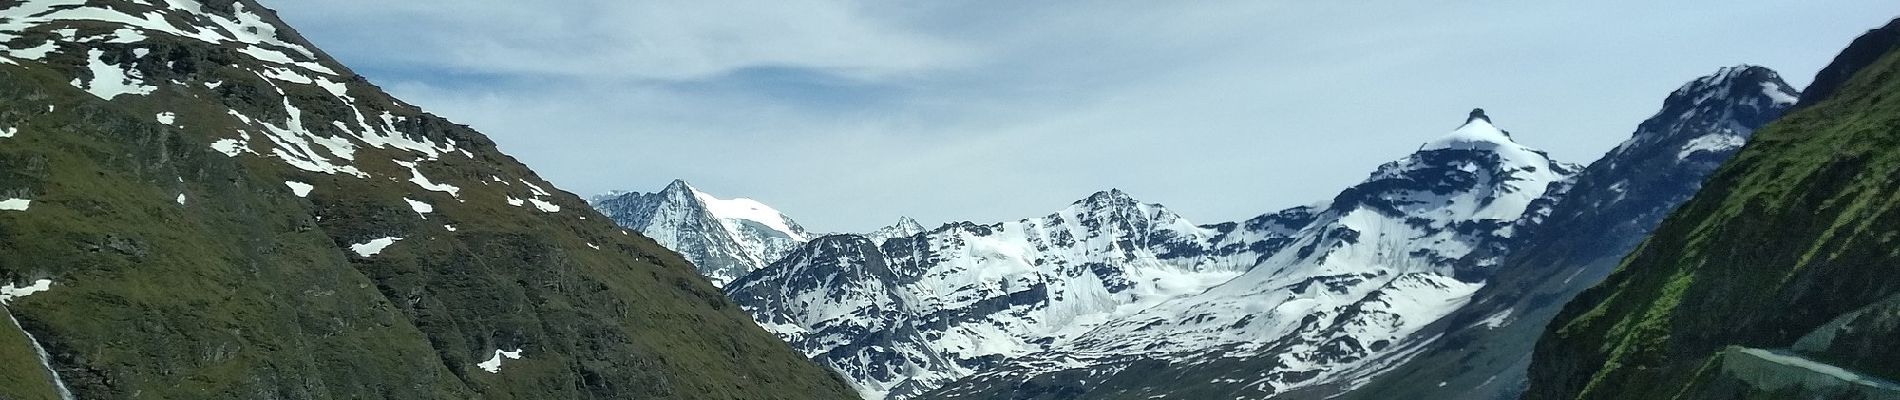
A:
[686, 184, 810, 242]
[590, 180, 811, 287]
[1611, 65, 1799, 163]
[1674, 65, 1799, 106]
[866, 217, 926, 245]
[1422, 108, 1517, 152]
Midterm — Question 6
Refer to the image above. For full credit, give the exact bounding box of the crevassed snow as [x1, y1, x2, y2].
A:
[350, 237, 401, 257]
[0, 279, 53, 303]
[477, 349, 523, 373]
[0, 198, 30, 211]
[404, 198, 433, 215]
[284, 181, 313, 198]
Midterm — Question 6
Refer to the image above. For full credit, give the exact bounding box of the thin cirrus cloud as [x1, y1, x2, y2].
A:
[269, 0, 1896, 232]
[282, 0, 970, 81]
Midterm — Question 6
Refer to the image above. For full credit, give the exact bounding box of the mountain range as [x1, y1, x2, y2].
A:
[595, 63, 1797, 399]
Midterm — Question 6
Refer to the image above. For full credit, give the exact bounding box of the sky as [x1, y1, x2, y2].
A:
[266, 1, 1895, 232]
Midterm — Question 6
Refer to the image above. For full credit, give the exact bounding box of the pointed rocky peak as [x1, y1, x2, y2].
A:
[1466, 108, 1493, 124]
[1064, 189, 1153, 220]
[662, 178, 696, 194]
[1421, 108, 1519, 152]
[867, 217, 927, 245]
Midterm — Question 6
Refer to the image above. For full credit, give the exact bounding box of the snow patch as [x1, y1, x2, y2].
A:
[284, 181, 314, 198]
[0, 279, 53, 303]
[174, 193, 186, 205]
[0, 127, 16, 138]
[1678, 134, 1746, 160]
[73, 49, 155, 99]
[350, 237, 402, 257]
[155, 112, 176, 125]
[528, 198, 561, 213]
[394, 160, 460, 197]
[477, 349, 523, 373]
[404, 198, 433, 215]
[0, 198, 30, 211]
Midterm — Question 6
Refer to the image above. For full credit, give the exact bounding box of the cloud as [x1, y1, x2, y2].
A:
[267, 0, 1900, 232]
[276, 0, 971, 81]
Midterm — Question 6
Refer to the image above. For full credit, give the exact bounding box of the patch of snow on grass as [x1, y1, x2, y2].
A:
[404, 197, 433, 215]
[477, 349, 523, 373]
[0, 279, 52, 303]
[0, 198, 30, 211]
[528, 198, 561, 213]
[350, 237, 402, 257]
[395, 160, 460, 197]
[284, 181, 314, 197]
[155, 112, 175, 125]
[74, 48, 155, 99]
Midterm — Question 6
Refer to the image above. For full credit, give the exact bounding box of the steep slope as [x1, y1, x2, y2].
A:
[924, 111, 1579, 400]
[1335, 66, 1798, 400]
[1525, 18, 1900, 400]
[726, 190, 1293, 399]
[0, 0, 853, 398]
[591, 180, 811, 286]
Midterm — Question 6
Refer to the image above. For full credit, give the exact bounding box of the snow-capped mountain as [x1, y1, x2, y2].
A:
[590, 180, 810, 286]
[866, 217, 927, 245]
[923, 110, 1579, 399]
[726, 189, 1302, 399]
[728, 110, 1579, 399]
[1338, 66, 1799, 400]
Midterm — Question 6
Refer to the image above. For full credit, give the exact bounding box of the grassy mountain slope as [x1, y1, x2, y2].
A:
[0, 0, 853, 398]
[1525, 18, 1900, 400]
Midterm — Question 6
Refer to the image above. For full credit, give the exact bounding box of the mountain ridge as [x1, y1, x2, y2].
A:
[0, 0, 854, 398]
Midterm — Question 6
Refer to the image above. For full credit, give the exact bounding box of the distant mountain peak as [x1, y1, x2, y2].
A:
[1422, 108, 1519, 152]
[662, 178, 695, 193]
[1076, 188, 1138, 207]
[590, 180, 810, 286]
[1467, 107, 1492, 124]
[867, 216, 927, 245]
